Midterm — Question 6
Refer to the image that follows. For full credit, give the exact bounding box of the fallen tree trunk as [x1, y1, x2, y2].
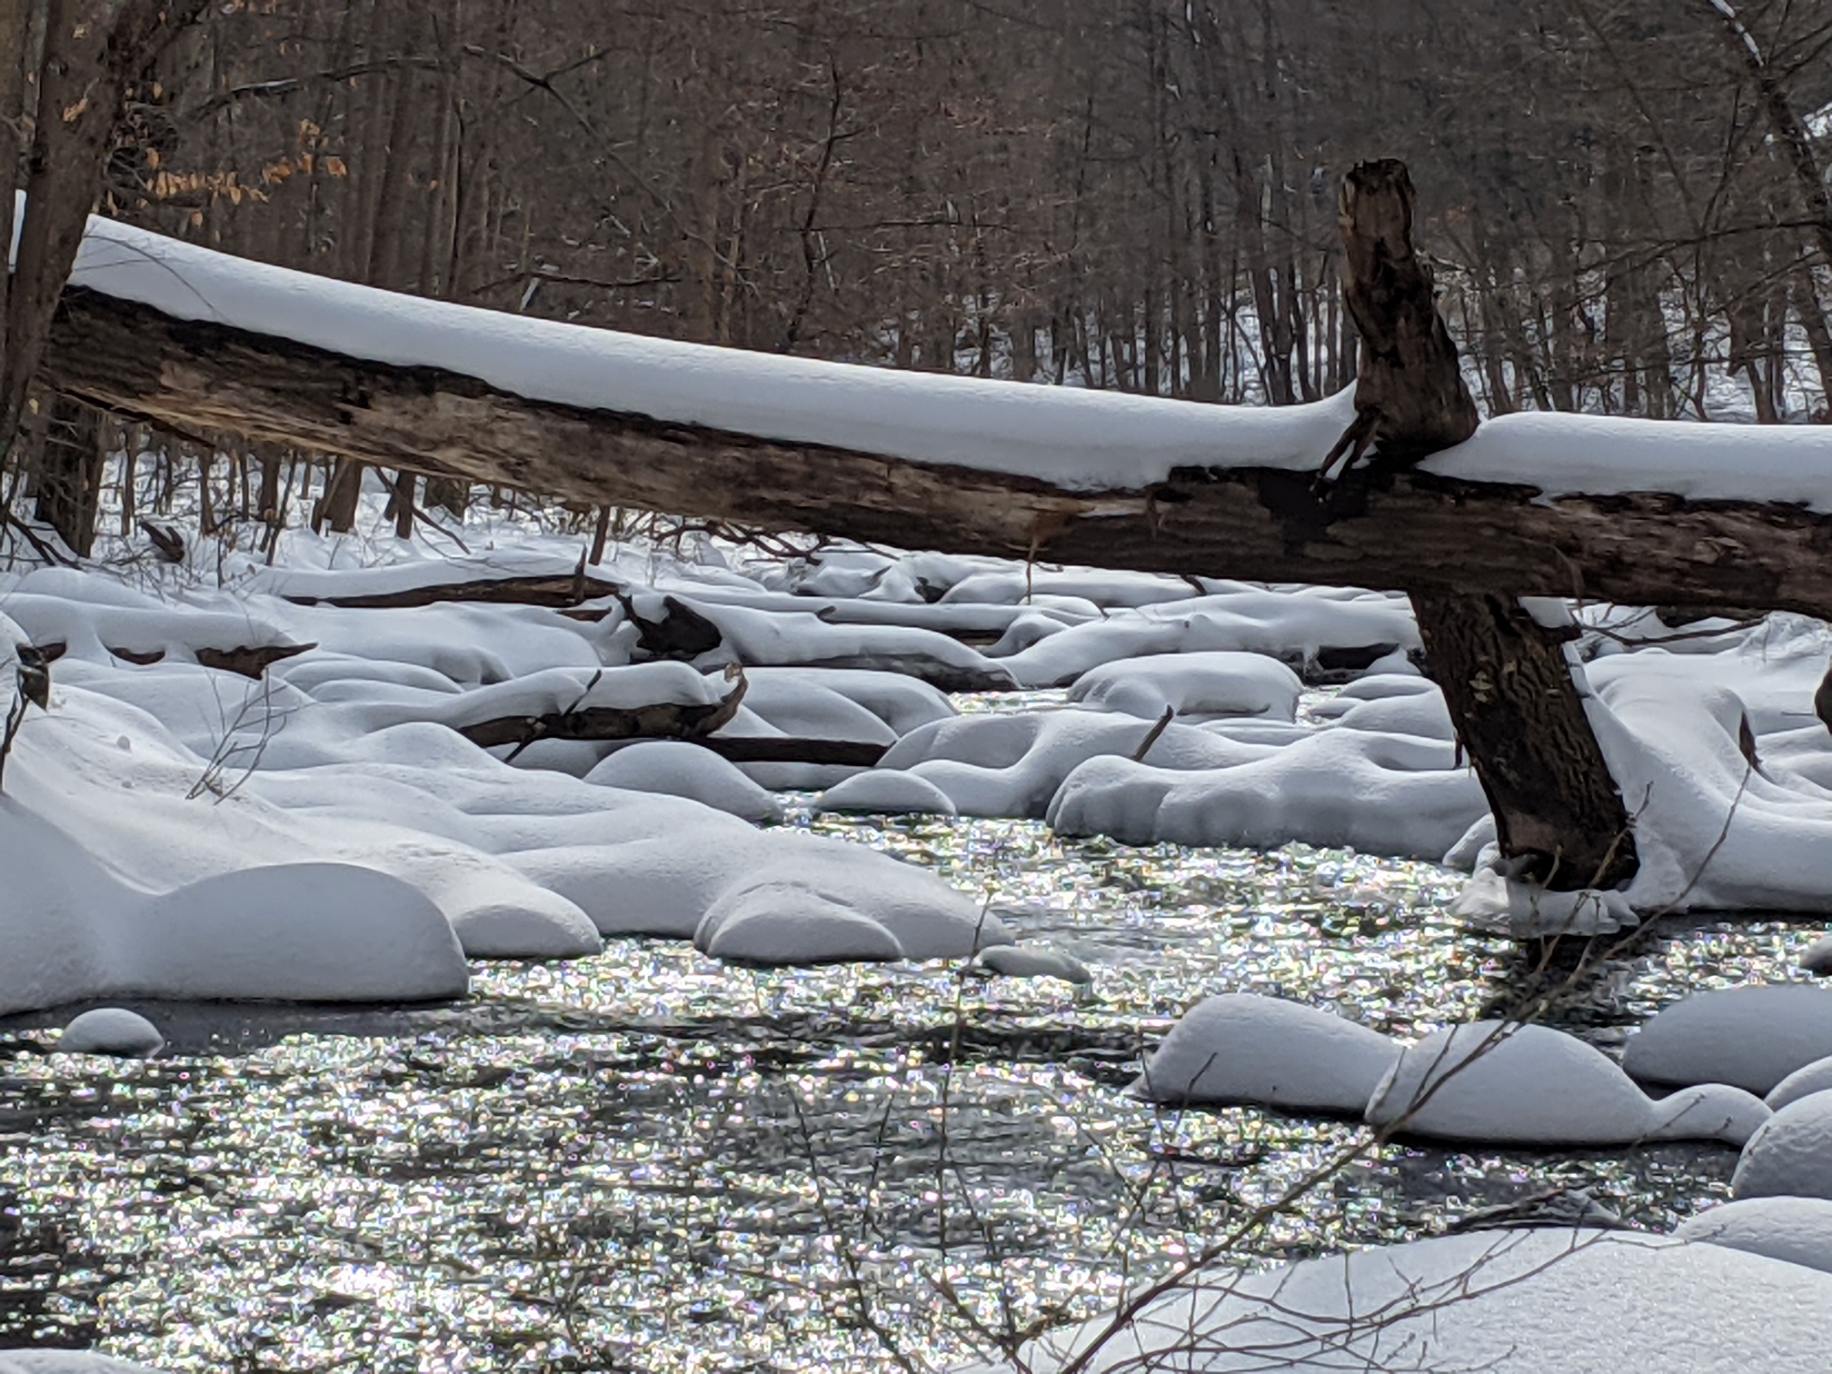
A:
[1333, 160, 1636, 889]
[683, 736, 887, 767]
[39, 289, 1832, 621]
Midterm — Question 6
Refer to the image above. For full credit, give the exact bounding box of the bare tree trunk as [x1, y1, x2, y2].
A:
[1, 0, 207, 445]
[34, 395, 103, 556]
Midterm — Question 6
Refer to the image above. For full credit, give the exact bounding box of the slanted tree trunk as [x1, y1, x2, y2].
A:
[3, 0, 207, 447]
[1335, 160, 1637, 889]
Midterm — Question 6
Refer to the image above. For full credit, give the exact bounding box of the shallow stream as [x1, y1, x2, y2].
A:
[0, 733, 1820, 1372]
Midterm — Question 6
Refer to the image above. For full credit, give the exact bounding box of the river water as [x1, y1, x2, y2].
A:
[0, 742, 1819, 1372]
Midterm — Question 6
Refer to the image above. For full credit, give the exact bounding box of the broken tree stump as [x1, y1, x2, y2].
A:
[1334, 160, 1637, 889]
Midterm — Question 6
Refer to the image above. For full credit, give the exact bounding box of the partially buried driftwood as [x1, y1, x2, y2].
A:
[34, 639, 314, 679]
[458, 662, 750, 756]
[285, 570, 624, 610]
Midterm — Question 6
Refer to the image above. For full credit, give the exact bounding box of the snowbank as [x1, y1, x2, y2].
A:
[1454, 640, 1832, 931]
[971, 1229, 1832, 1374]
[878, 709, 1248, 818]
[1677, 1197, 1832, 1274]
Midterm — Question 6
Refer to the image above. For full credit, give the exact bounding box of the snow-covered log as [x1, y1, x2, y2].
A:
[27, 218, 1832, 619]
[455, 664, 748, 752]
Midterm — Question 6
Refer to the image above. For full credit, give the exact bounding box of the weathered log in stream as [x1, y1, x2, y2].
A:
[457, 664, 748, 755]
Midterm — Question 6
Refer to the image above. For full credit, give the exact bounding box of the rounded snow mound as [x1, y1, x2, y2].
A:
[1623, 984, 1832, 1094]
[1677, 1197, 1832, 1274]
[58, 1008, 163, 1058]
[1133, 994, 1399, 1112]
[693, 841, 1007, 965]
[1049, 726, 1482, 861]
[1323, 688, 1455, 740]
[1368, 1022, 1768, 1147]
[1766, 1054, 1832, 1111]
[1733, 1090, 1832, 1201]
[133, 863, 470, 1003]
[587, 741, 784, 823]
[880, 708, 1242, 818]
[817, 769, 958, 817]
[1066, 650, 1302, 723]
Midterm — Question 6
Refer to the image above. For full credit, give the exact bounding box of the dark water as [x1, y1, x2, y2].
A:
[0, 808, 1818, 1374]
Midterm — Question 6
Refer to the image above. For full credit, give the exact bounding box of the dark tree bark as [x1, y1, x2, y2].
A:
[1335, 160, 1637, 889]
[286, 571, 625, 610]
[33, 395, 103, 556]
[2, 0, 207, 446]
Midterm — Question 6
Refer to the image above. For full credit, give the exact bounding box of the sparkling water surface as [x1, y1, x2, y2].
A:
[0, 734, 1820, 1372]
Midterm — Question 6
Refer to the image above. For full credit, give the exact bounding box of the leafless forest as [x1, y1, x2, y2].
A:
[5, 0, 1832, 557]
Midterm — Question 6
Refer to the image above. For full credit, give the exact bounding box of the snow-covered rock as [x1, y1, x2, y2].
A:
[816, 769, 959, 817]
[1732, 1091, 1832, 1201]
[997, 589, 1419, 688]
[974, 944, 1093, 985]
[1367, 1022, 1768, 1147]
[1768, 1055, 1832, 1111]
[1064, 651, 1302, 722]
[58, 1008, 163, 1057]
[1623, 985, 1832, 1094]
[742, 667, 956, 735]
[1324, 687, 1455, 739]
[1132, 994, 1400, 1112]
[586, 741, 784, 823]
[879, 709, 1246, 818]
[970, 1229, 1832, 1374]
[691, 841, 1007, 964]
[1049, 727, 1483, 860]
[1677, 1197, 1832, 1274]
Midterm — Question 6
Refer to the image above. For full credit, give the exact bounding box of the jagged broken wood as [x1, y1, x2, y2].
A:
[36, 289, 1832, 622]
[1331, 160, 1637, 889]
